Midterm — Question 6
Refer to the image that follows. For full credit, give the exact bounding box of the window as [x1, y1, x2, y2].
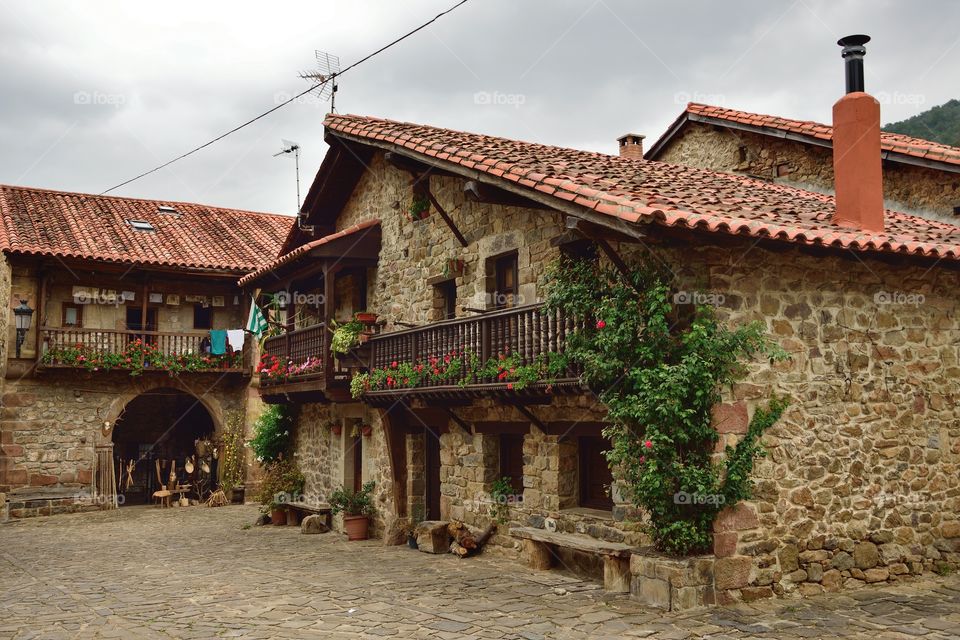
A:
[193, 304, 212, 330]
[499, 434, 525, 496]
[127, 220, 155, 232]
[62, 303, 82, 327]
[434, 280, 457, 320]
[578, 436, 614, 510]
[491, 252, 518, 309]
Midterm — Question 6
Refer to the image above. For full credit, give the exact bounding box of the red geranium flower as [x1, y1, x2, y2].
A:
[596, 320, 606, 329]
[644, 440, 653, 449]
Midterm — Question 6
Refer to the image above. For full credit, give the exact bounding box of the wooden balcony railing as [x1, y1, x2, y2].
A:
[366, 303, 583, 393]
[259, 323, 327, 386]
[39, 327, 247, 372]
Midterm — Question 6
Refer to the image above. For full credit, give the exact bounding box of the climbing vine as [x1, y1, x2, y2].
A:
[543, 254, 788, 556]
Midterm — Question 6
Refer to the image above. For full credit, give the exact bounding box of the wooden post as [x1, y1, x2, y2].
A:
[322, 264, 336, 382]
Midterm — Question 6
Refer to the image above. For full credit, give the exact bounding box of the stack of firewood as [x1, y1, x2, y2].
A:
[447, 520, 496, 558]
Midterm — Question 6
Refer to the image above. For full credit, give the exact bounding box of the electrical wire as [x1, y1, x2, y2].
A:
[99, 0, 471, 195]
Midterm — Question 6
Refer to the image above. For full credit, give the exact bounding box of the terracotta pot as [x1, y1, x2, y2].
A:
[343, 515, 370, 541]
[270, 508, 287, 526]
[355, 312, 378, 325]
[331, 425, 343, 436]
[361, 424, 373, 437]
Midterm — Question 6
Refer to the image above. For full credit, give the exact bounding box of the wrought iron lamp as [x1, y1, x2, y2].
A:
[13, 299, 34, 358]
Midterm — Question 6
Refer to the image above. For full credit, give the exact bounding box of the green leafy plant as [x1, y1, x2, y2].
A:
[543, 253, 788, 556]
[330, 319, 364, 355]
[42, 338, 241, 376]
[407, 194, 430, 221]
[219, 413, 246, 494]
[489, 477, 515, 525]
[248, 405, 294, 464]
[254, 457, 304, 508]
[329, 481, 376, 517]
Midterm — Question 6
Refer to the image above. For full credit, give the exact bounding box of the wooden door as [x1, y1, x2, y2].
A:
[579, 436, 613, 510]
[425, 431, 441, 520]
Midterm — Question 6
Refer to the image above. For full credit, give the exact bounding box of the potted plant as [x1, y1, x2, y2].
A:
[360, 424, 373, 437]
[254, 458, 304, 528]
[407, 194, 430, 221]
[219, 413, 246, 504]
[330, 481, 375, 541]
[330, 319, 364, 355]
[331, 423, 343, 436]
[354, 311, 378, 325]
[269, 502, 287, 526]
[400, 518, 418, 549]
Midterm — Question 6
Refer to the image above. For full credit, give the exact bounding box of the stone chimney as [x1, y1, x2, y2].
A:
[832, 35, 884, 233]
[617, 133, 645, 160]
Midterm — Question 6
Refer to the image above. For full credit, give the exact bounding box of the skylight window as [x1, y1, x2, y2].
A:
[157, 205, 179, 215]
[127, 220, 156, 232]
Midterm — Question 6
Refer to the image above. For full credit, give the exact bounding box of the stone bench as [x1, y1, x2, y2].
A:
[511, 526, 633, 593]
[285, 502, 331, 527]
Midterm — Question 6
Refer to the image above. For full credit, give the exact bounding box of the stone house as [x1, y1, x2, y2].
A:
[245, 45, 960, 608]
[644, 103, 960, 219]
[0, 185, 291, 517]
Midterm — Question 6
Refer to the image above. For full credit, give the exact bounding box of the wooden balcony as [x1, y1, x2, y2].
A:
[257, 323, 350, 402]
[38, 327, 247, 373]
[362, 303, 585, 404]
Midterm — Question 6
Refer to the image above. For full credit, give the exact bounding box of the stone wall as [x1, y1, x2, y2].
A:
[656, 123, 960, 219]
[0, 369, 249, 515]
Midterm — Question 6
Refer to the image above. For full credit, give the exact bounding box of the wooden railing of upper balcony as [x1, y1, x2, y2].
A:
[259, 323, 327, 387]
[38, 327, 248, 371]
[366, 303, 584, 393]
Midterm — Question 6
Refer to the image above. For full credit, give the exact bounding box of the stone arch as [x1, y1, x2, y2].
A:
[96, 378, 226, 447]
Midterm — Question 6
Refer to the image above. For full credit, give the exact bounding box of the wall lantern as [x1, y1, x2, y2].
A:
[14, 299, 34, 358]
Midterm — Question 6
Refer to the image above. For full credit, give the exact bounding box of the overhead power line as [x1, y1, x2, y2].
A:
[100, 0, 471, 195]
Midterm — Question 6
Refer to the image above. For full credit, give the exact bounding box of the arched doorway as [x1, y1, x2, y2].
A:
[112, 388, 216, 505]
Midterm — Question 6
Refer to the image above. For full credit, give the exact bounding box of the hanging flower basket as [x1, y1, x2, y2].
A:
[360, 424, 373, 437]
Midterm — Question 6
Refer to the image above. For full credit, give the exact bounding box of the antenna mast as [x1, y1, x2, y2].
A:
[273, 140, 301, 211]
[298, 50, 341, 112]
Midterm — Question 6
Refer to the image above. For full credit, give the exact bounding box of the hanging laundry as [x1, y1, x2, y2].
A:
[209, 329, 227, 355]
[226, 329, 245, 352]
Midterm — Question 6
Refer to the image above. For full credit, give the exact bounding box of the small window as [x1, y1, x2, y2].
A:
[157, 205, 179, 215]
[499, 434, 525, 496]
[62, 303, 82, 327]
[127, 220, 155, 232]
[579, 436, 614, 510]
[491, 253, 518, 309]
[193, 304, 212, 330]
[434, 280, 457, 320]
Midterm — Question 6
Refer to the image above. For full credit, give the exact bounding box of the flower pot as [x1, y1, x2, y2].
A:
[331, 425, 343, 436]
[343, 514, 370, 541]
[360, 425, 373, 437]
[407, 534, 418, 549]
[355, 312, 378, 325]
[270, 508, 287, 526]
[231, 486, 245, 504]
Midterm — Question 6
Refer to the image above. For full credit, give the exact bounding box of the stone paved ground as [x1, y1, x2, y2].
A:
[1, 506, 958, 639]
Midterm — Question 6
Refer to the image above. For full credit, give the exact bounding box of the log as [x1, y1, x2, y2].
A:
[447, 522, 497, 558]
[449, 541, 469, 557]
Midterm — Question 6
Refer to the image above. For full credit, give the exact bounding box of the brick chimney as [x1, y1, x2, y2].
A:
[832, 35, 884, 233]
[617, 133, 645, 159]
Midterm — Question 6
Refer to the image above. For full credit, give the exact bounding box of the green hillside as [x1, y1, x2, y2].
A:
[883, 99, 960, 147]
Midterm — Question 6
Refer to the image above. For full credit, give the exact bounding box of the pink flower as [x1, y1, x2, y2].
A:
[391, 361, 398, 368]
[644, 440, 653, 449]
[639, 456, 646, 464]
[596, 320, 606, 329]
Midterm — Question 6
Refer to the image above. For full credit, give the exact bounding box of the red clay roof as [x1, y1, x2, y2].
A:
[324, 114, 960, 262]
[654, 103, 960, 168]
[0, 185, 294, 272]
[238, 219, 381, 287]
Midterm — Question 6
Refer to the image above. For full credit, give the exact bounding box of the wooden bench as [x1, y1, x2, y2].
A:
[511, 527, 633, 593]
[285, 501, 331, 527]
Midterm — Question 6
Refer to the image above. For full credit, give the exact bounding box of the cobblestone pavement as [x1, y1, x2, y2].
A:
[1, 506, 959, 639]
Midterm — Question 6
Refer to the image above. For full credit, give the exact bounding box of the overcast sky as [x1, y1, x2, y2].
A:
[2, 0, 958, 215]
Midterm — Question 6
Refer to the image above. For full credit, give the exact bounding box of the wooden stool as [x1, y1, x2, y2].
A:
[152, 490, 172, 508]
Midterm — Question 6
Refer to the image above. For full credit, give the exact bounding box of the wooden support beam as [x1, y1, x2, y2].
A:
[463, 180, 551, 211]
[441, 407, 470, 432]
[426, 190, 469, 247]
[472, 421, 531, 435]
[509, 402, 547, 432]
[565, 217, 633, 280]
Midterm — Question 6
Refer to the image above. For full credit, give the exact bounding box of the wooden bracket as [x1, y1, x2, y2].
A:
[426, 190, 469, 247]
[464, 180, 551, 211]
[441, 407, 471, 432]
[509, 401, 547, 432]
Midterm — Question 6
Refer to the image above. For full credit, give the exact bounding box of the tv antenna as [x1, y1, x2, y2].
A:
[273, 139, 301, 211]
[299, 50, 341, 112]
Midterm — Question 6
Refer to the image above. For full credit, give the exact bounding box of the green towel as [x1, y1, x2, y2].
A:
[210, 330, 227, 355]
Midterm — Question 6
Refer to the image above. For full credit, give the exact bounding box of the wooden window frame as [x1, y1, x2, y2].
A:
[61, 303, 83, 328]
[489, 251, 519, 310]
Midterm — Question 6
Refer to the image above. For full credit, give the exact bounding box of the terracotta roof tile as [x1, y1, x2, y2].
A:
[238, 219, 381, 287]
[324, 114, 960, 263]
[0, 185, 293, 272]
[685, 103, 960, 166]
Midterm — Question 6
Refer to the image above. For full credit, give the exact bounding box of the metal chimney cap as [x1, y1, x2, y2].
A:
[838, 34, 870, 57]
